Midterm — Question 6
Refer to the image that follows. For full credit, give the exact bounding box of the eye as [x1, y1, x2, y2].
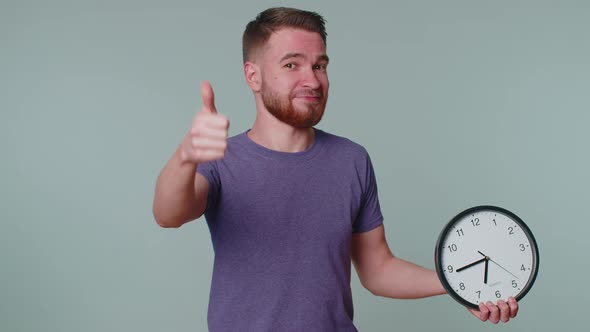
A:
[284, 63, 296, 69]
[313, 64, 327, 71]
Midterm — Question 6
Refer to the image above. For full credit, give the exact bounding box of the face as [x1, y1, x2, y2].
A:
[257, 28, 330, 128]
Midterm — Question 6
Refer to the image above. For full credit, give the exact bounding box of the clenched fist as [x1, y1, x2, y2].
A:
[179, 81, 229, 164]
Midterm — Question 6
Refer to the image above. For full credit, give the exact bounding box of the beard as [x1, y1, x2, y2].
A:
[261, 81, 327, 128]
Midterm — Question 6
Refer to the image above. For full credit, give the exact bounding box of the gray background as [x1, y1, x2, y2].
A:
[2, 0, 588, 331]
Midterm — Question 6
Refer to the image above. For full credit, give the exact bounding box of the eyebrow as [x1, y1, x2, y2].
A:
[279, 53, 330, 64]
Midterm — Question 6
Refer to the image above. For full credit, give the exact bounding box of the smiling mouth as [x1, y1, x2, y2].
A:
[294, 95, 322, 103]
[293, 89, 322, 99]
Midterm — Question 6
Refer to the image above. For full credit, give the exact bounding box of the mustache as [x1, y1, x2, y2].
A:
[292, 89, 323, 98]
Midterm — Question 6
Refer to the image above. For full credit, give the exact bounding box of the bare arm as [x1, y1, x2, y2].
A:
[351, 225, 446, 299]
[152, 147, 209, 228]
[152, 81, 228, 228]
[351, 224, 519, 323]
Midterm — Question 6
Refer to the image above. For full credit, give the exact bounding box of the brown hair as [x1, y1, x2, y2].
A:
[242, 7, 327, 63]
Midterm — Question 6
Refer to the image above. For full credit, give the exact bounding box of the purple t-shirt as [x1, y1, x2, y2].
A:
[197, 129, 384, 331]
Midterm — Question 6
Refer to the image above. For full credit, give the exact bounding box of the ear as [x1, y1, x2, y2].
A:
[244, 61, 261, 92]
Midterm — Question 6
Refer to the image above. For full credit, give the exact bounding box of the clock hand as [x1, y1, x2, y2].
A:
[456, 257, 487, 272]
[477, 250, 491, 284]
[478, 251, 520, 280]
[488, 258, 520, 280]
[484, 257, 489, 284]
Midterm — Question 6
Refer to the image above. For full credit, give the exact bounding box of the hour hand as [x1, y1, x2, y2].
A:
[456, 257, 487, 272]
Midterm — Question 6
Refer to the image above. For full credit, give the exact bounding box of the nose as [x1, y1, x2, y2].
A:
[300, 66, 321, 89]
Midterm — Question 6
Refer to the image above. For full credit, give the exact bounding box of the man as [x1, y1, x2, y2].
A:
[153, 7, 518, 331]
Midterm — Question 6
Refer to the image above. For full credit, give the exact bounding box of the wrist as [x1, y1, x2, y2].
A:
[176, 145, 198, 168]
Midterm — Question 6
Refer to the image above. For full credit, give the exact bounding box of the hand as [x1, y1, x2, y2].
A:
[179, 81, 229, 164]
[468, 297, 519, 324]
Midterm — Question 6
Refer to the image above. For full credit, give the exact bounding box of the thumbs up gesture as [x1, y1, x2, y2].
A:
[180, 81, 229, 164]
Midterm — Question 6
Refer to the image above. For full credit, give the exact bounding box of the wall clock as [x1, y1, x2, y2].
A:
[435, 206, 539, 308]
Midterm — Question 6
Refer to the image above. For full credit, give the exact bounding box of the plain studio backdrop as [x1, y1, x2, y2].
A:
[1, 0, 588, 331]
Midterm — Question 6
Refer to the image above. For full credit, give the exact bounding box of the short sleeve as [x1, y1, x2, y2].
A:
[196, 161, 221, 213]
[353, 153, 384, 233]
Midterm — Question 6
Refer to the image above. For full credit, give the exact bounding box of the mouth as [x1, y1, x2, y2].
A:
[295, 96, 321, 102]
[293, 92, 323, 103]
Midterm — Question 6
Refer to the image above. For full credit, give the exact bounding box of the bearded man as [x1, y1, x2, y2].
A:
[153, 7, 519, 331]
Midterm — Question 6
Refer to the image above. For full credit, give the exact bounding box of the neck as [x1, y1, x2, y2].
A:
[248, 98, 315, 153]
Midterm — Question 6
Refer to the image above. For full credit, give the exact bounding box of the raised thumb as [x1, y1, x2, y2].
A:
[200, 80, 217, 113]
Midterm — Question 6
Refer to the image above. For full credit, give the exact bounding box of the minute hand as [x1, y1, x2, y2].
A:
[488, 258, 520, 279]
[456, 257, 487, 272]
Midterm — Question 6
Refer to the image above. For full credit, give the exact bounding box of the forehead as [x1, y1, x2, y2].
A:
[263, 28, 327, 60]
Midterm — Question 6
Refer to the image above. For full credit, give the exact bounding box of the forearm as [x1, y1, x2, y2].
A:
[153, 147, 203, 227]
[368, 256, 447, 299]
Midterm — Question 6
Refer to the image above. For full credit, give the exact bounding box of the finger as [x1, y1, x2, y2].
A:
[508, 297, 519, 318]
[486, 302, 500, 324]
[475, 303, 489, 322]
[497, 300, 510, 323]
[188, 149, 225, 162]
[201, 80, 217, 113]
[191, 114, 229, 134]
[204, 114, 230, 129]
[190, 125, 228, 139]
[191, 137, 228, 150]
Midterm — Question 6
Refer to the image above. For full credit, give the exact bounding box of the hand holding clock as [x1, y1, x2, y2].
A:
[468, 297, 519, 323]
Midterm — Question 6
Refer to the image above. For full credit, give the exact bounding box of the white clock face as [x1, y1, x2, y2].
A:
[436, 207, 539, 308]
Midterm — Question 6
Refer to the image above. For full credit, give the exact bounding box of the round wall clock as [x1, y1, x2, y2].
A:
[435, 205, 539, 309]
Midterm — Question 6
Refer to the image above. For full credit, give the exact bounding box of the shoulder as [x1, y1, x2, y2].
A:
[224, 131, 251, 155]
[227, 131, 248, 144]
[316, 129, 370, 159]
[316, 130, 379, 194]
